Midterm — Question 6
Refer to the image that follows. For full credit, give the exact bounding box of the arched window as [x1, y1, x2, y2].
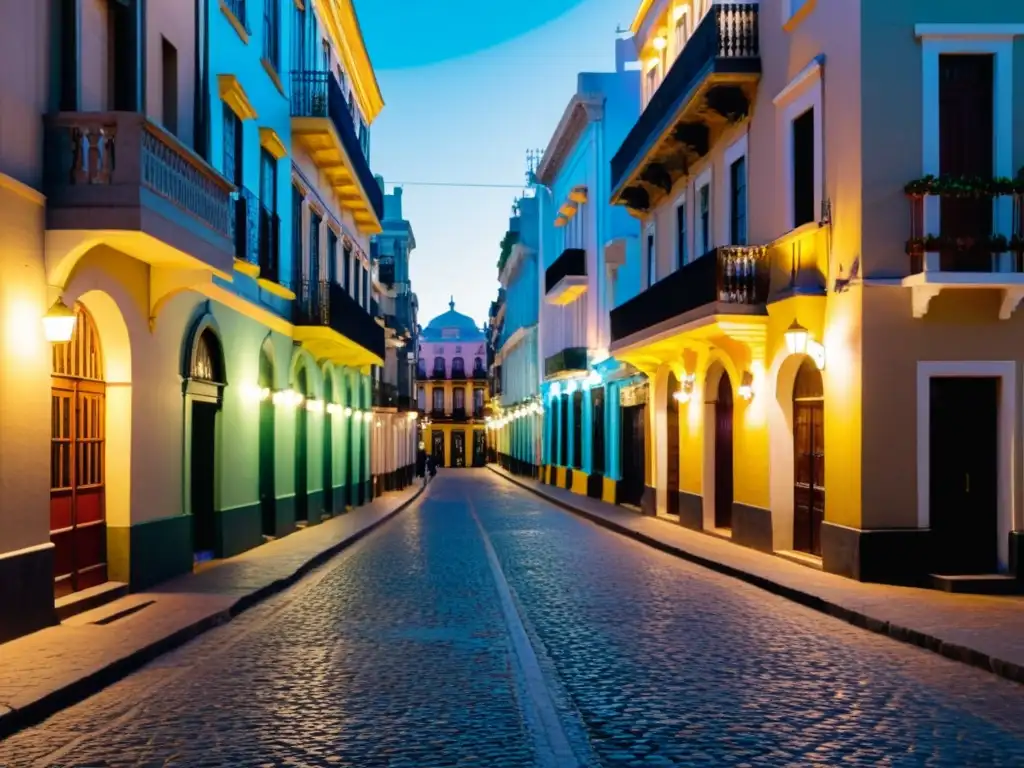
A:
[432, 356, 445, 377]
[452, 357, 465, 376]
[191, 330, 222, 382]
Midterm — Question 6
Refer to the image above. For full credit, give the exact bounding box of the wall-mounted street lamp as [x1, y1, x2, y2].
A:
[673, 372, 695, 403]
[784, 319, 809, 356]
[43, 298, 77, 343]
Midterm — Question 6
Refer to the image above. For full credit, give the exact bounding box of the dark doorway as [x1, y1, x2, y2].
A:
[294, 368, 309, 522]
[323, 376, 334, 518]
[572, 390, 583, 469]
[592, 386, 606, 475]
[452, 430, 466, 468]
[550, 396, 560, 466]
[930, 377, 999, 574]
[620, 403, 647, 507]
[258, 350, 276, 536]
[346, 380, 356, 507]
[714, 373, 734, 529]
[666, 372, 680, 516]
[432, 430, 445, 467]
[191, 401, 218, 558]
[472, 430, 486, 467]
[792, 359, 825, 555]
[560, 393, 570, 467]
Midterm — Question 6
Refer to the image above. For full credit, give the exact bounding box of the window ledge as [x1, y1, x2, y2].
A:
[783, 0, 817, 33]
[218, 1, 249, 44]
[260, 58, 286, 97]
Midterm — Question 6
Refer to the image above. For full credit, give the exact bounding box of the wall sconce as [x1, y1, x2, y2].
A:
[738, 371, 755, 401]
[784, 319, 809, 356]
[673, 372, 695, 403]
[651, 36, 667, 51]
[343, 406, 353, 417]
[43, 298, 77, 343]
[272, 389, 304, 407]
[376, 419, 382, 427]
[326, 403, 341, 415]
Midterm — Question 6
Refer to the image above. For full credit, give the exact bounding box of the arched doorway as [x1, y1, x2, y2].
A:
[323, 372, 334, 517]
[793, 358, 825, 555]
[186, 328, 225, 561]
[258, 347, 276, 537]
[714, 373, 734, 529]
[666, 371, 680, 516]
[50, 304, 107, 596]
[294, 366, 309, 523]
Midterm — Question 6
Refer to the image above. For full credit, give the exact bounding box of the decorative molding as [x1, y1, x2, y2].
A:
[915, 24, 1024, 39]
[313, 0, 385, 123]
[536, 93, 604, 186]
[773, 54, 824, 106]
[259, 127, 288, 159]
[218, 0, 249, 43]
[260, 58, 286, 97]
[217, 74, 258, 120]
[0, 171, 44, 205]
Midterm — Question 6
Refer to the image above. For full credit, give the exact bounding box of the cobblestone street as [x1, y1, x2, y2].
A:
[3, 471, 1024, 767]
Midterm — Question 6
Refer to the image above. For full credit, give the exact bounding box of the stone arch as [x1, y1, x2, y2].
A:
[289, 346, 320, 398]
[258, 337, 276, 390]
[767, 350, 823, 553]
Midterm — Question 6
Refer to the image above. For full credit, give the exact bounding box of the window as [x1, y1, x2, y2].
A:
[222, 105, 242, 185]
[473, 388, 484, 413]
[417, 386, 426, 410]
[645, 66, 658, 103]
[674, 10, 688, 51]
[260, 149, 277, 212]
[432, 388, 444, 411]
[343, 243, 352, 292]
[646, 226, 656, 287]
[308, 211, 321, 282]
[793, 108, 816, 227]
[698, 183, 711, 255]
[452, 357, 465, 375]
[361, 265, 369, 310]
[161, 38, 178, 135]
[453, 388, 465, 411]
[326, 227, 337, 284]
[455, 346, 462, 354]
[293, 2, 306, 71]
[675, 199, 687, 268]
[432, 356, 445, 376]
[58, 0, 78, 111]
[262, 0, 280, 69]
[730, 156, 747, 245]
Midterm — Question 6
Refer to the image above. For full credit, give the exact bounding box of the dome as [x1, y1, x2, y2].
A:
[421, 297, 484, 340]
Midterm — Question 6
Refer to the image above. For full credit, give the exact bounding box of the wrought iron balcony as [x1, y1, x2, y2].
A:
[431, 368, 447, 380]
[290, 71, 383, 231]
[451, 366, 467, 380]
[471, 366, 488, 380]
[611, 4, 760, 211]
[293, 279, 385, 362]
[44, 111, 234, 274]
[545, 247, 587, 304]
[610, 246, 769, 344]
[372, 381, 398, 408]
[233, 187, 260, 268]
[544, 347, 588, 379]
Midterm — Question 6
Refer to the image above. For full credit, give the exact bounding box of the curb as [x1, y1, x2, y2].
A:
[0, 485, 427, 739]
[489, 466, 1024, 686]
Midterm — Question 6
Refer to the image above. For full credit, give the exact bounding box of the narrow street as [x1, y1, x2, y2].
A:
[3, 471, 1024, 767]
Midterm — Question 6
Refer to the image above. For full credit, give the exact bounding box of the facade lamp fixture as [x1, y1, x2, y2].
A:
[305, 399, 325, 413]
[343, 406, 353, 417]
[784, 319, 809, 356]
[738, 371, 755, 401]
[673, 373, 695, 403]
[651, 35, 667, 51]
[43, 298, 77, 343]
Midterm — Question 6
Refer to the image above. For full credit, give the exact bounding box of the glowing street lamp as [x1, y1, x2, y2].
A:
[784, 319, 809, 356]
[43, 299, 76, 343]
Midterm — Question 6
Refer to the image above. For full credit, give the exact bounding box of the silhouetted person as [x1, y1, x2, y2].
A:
[416, 448, 427, 478]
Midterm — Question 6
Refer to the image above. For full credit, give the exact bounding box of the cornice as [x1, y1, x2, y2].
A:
[536, 92, 604, 186]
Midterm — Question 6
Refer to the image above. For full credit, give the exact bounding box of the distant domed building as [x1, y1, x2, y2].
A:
[417, 298, 488, 468]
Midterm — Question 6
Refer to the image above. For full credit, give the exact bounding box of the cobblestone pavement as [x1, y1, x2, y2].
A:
[3, 471, 1024, 767]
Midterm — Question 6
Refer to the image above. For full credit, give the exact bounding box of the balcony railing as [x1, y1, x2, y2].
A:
[430, 408, 446, 419]
[234, 187, 260, 267]
[452, 407, 468, 422]
[471, 366, 488, 380]
[416, 366, 428, 379]
[293, 279, 385, 360]
[431, 368, 447, 380]
[545, 247, 586, 293]
[611, 246, 769, 344]
[258, 205, 281, 284]
[290, 70, 384, 222]
[544, 347, 588, 379]
[473, 406, 485, 419]
[451, 367, 467, 380]
[44, 112, 234, 265]
[610, 4, 760, 193]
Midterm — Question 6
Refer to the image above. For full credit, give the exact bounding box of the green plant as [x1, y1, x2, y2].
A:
[496, 229, 520, 272]
[905, 174, 1024, 198]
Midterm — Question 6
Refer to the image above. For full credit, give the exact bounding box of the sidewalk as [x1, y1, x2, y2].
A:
[489, 465, 1024, 685]
[0, 484, 426, 738]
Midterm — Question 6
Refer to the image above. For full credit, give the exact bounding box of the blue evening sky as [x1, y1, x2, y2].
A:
[355, 0, 636, 329]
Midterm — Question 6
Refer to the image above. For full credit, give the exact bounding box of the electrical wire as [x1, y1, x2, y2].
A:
[386, 181, 526, 190]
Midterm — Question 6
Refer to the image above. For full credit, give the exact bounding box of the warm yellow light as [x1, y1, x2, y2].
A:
[784, 320, 809, 356]
[651, 36, 667, 50]
[672, 5, 687, 21]
[344, 406, 353, 417]
[305, 399, 324, 413]
[43, 299, 77, 343]
[738, 371, 754, 401]
[647, 56, 661, 71]
[673, 390, 690, 403]
[807, 340, 827, 371]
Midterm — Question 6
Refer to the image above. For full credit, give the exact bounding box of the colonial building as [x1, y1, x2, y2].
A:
[370, 187, 419, 494]
[535, 38, 643, 504]
[489, 197, 544, 477]
[609, 0, 1024, 589]
[0, 0, 398, 644]
[417, 301, 489, 468]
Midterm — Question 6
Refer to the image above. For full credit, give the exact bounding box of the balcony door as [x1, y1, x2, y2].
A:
[431, 431, 445, 467]
[792, 359, 825, 555]
[619, 402, 646, 507]
[452, 430, 466, 468]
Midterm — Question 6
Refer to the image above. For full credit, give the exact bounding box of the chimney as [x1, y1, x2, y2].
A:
[615, 35, 637, 73]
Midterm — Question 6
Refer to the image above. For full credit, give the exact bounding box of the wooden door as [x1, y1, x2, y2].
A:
[930, 377, 998, 574]
[432, 431, 445, 467]
[619, 404, 646, 506]
[258, 351, 276, 533]
[191, 401, 218, 557]
[666, 373, 680, 516]
[294, 369, 309, 522]
[793, 359, 825, 555]
[472, 430, 486, 467]
[714, 374, 734, 529]
[452, 430, 466, 467]
[50, 306, 107, 597]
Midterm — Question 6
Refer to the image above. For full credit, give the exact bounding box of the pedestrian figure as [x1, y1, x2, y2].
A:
[427, 454, 437, 480]
[416, 447, 427, 479]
